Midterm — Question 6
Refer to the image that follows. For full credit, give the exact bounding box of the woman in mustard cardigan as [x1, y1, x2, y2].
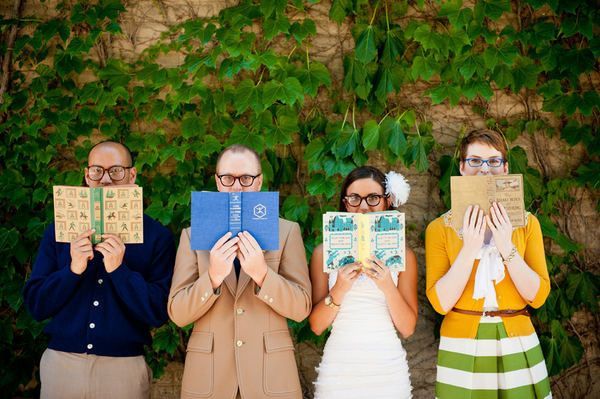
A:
[425, 129, 552, 399]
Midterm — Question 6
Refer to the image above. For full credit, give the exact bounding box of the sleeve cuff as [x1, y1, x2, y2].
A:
[254, 268, 277, 303]
[427, 286, 448, 315]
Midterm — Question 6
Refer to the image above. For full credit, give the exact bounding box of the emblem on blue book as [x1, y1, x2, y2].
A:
[253, 204, 267, 219]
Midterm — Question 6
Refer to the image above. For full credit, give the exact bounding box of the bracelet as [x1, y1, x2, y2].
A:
[503, 246, 518, 265]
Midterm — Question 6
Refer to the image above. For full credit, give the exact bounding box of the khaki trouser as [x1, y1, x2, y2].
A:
[40, 348, 151, 399]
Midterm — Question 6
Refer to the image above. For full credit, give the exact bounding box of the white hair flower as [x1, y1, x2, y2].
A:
[385, 171, 410, 207]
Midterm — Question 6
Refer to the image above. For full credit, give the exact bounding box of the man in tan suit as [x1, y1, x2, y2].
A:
[168, 144, 311, 399]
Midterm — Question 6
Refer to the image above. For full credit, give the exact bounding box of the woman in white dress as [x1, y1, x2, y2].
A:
[309, 166, 418, 399]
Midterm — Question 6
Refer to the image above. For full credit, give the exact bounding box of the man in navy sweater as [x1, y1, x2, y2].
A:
[24, 141, 175, 399]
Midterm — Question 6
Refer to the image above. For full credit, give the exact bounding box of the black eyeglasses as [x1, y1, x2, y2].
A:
[344, 194, 387, 207]
[217, 174, 261, 187]
[464, 157, 505, 168]
[87, 165, 133, 181]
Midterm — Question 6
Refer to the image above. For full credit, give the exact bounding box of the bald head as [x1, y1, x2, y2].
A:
[88, 141, 133, 166]
[85, 141, 136, 187]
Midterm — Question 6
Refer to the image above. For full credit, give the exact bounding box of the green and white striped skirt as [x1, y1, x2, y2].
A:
[435, 316, 552, 399]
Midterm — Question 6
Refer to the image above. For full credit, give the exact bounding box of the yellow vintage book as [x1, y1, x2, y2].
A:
[450, 174, 525, 230]
[53, 185, 144, 244]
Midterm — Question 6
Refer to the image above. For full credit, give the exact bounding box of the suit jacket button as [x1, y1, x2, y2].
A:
[236, 308, 244, 315]
[236, 340, 243, 347]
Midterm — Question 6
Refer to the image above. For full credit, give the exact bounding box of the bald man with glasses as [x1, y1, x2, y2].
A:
[24, 141, 175, 399]
[168, 144, 311, 399]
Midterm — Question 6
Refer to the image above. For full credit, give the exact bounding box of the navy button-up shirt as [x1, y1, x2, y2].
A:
[23, 215, 175, 357]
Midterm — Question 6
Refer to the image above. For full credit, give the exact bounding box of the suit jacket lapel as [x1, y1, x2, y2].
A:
[235, 270, 251, 299]
[223, 269, 237, 297]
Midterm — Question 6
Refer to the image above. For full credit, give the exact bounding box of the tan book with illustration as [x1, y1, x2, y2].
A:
[53, 185, 144, 244]
[450, 174, 525, 230]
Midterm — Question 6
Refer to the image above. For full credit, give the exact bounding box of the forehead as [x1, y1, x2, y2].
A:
[217, 151, 260, 174]
[465, 142, 503, 158]
[346, 178, 384, 195]
[88, 145, 130, 166]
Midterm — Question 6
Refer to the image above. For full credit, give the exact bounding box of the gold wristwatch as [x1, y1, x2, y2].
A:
[324, 295, 340, 310]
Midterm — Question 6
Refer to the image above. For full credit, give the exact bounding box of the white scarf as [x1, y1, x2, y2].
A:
[472, 238, 505, 309]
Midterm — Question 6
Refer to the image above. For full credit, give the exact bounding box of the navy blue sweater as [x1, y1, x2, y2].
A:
[23, 215, 175, 357]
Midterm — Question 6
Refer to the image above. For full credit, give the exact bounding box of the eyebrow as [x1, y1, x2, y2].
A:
[347, 192, 384, 196]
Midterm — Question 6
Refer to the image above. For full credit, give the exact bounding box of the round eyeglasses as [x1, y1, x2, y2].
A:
[217, 174, 261, 187]
[344, 194, 387, 207]
[87, 165, 133, 181]
[464, 157, 505, 168]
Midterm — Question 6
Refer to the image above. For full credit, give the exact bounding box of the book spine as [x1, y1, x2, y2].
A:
[357, 214, 370, 265]
[90, 187, 103, 244]
[229, 192, 242, 236]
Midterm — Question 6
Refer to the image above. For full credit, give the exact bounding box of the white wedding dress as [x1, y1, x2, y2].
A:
[314, 271, 412, 399]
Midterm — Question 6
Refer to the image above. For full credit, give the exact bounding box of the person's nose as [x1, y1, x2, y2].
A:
[359, 199, 370, 212]
[100, 170, 113, 185]
[230, 179, 243, 192]
[478, 162, 490, 175]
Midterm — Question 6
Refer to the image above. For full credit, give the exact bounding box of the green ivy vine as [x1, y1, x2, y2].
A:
[0, 0, 598, 396]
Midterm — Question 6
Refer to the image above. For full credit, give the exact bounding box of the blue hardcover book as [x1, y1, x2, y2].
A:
[191, 191, 279, 250]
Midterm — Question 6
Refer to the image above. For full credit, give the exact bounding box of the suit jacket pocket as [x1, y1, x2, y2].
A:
[263, 330, 301, 396]
[182, 331, 214, 398]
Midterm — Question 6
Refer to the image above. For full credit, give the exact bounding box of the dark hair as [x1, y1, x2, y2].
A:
[338, 166, 390, 211]
[216, 144, 262, 173]
[459, 129, 508, 162]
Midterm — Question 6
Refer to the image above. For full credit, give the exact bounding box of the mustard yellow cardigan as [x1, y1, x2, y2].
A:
[425, 212, 550, 339]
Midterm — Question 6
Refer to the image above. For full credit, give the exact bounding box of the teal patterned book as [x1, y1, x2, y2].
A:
[322, 211, 405, 273]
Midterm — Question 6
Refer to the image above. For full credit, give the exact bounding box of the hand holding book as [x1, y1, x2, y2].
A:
[208, 232, 239, 289]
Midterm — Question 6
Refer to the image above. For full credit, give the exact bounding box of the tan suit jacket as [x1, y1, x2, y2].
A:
[168, 219, 311, 399]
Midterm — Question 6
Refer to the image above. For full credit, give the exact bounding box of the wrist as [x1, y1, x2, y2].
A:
[253, 268, 268, 287]
[329, 285, 346, 304]
[208, 270, 222, 290]
[501, 245, 518, 265]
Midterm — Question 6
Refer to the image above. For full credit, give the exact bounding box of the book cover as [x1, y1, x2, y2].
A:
[322, 211, 405, 273]
[53, 185, 144, 244]
[450, 174, 525, 230]
[190, 191, 279, 250]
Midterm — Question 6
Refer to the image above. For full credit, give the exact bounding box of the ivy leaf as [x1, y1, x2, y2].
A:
[483, 41, 519, 69]
[298, 62, 331, 97]
[566, 271, 599, 312]
[260, 0, 287, 18]
[537, 214, 580, 253]
[362, 120, 380, 150]
[380, 117, 407, 157]
[333, 125, 360, 159]
[289, 19, 317, 44]
[457, 53, 485, 79]
[330, 0, 351, 24]
[263, 77, 304, 106]
[474, 0, 511, 22]
[463, 80, 493, 101]
[265, 107, 298, 146]
[511, 57, 540, 92]
[226, 124, 265, 152]
[307, 173, 337, 199]
[282, 195, 310, 223]
[406, 134, 433, 172]
[152, 325, 179, 355]
[304, 137, 326, 164]
[374, 66, 396, 103]
[491, 64, 514, 89]
[234, 79, 263, 114]
[411, 55, 439, 81]
[413, 24, 447, 55]
[381, 28, 403, 66]
[181, 115, 205, 139]
[263, 15, 291, 40]
[439, 0, 473, 28]
[355, 25, 377, 64]
[428, 83, 461, 106]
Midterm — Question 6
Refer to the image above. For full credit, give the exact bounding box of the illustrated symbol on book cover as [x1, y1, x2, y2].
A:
[253, 204, 267, 219]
